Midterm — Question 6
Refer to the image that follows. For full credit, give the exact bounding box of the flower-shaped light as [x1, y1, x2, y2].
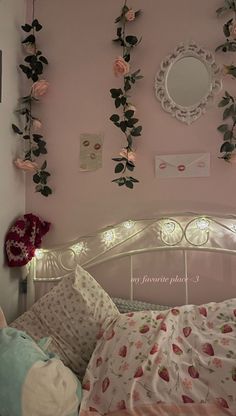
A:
[163, 221, 176, 234]
[123, 220, 135, 230]
[102, 229, 116, 245]
[196, 218, 210, 231]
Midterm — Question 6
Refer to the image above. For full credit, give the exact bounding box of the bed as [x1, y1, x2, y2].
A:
[4, 213, 236, 415]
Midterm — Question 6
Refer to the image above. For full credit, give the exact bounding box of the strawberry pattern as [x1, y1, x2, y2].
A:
[80, 298, 236, 415]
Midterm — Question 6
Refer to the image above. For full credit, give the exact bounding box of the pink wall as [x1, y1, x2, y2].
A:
[26, 0, 235, 246]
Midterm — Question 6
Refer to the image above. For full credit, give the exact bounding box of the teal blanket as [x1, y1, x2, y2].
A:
[0, 327, 81, 416]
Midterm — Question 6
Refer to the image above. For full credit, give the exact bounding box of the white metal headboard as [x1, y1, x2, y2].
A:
[28, 212, 236, 307]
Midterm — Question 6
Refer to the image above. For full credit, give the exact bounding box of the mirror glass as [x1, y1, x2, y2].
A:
[166, 57, 211, 108]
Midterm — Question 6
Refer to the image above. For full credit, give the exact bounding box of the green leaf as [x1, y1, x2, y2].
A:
[40, 186, 52, 197]
[39, 56, 48, 64]
[126, 35, 138, 45]
[220, 141, 235, 152]
[125, 110, 134, 119]
[131, 126, 142, 136]
[217, 124, 229, 133]
[223, 107, 232, 120]
[112, 157, 126, 162]
[120, 121, 127, 133]
[22, 34, 35, 44]
[115, 163, 124, 173]
[127, 118, 139, 128]
[12, 124, 23, 135]
[32, 19, 42, 31]
[23, 135, 30, 140]
[128, 176, 139, 183]
[126, 180, 134, 189]
[218, 98, 230, 107]
[21, 24, 32, 32]
[41, 160, 47, 170]
[110, 88, 123, 98]
[120, 96, 127, 106]
[126, 163, 134, 171]
[115, 98, 121, 108]
[33, 174, 40, 184]
[110, 114, 120, 122]
[224, 130, 233, 140]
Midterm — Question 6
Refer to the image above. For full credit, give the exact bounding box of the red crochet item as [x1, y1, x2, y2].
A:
[5, 213, 50, 267]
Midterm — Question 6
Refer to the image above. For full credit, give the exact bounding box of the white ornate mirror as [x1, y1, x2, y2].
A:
[154, 42, 222, 125]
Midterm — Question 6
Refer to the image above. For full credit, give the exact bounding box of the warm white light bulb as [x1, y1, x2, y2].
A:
[163, 221, 176, 234]
[230, 224, 236, 233]
[35, 249, 44, 259]
[123, 220, 135, 230]
[103, 230, 116, 244]
[196, 218, 210, 231]
[72, 242, 86, 255]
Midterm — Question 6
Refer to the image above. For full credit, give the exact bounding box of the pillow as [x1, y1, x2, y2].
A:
[0, 327, 81, 416]
[11, 264, 120, 379]
[80, 298, 236, 416]
[0, 307, 7, 328]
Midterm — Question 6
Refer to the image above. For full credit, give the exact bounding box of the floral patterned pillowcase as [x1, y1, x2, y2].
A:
[11, 265, 120, 380]
[80, 299, 236, 415]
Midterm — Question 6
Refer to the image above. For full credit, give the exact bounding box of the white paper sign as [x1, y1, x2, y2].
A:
[155, 153, 210, 178]
[79, 133, 103, 171]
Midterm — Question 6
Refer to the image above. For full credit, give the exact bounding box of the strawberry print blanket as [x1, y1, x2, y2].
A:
[80, 299, 236, 416]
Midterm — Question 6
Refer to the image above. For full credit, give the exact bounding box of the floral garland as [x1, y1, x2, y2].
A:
[110, 1, 143, 189]
[216, 0, 236, 162]
[12, 0, 52, 197]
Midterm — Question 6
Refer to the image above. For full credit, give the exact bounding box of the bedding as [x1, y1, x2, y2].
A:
[0, 327, 81, 416]
[11, 264, 120, 379]
[0, 306, 7, 328]
[112, 297, 170, 313]
[80, 298, 236, 416]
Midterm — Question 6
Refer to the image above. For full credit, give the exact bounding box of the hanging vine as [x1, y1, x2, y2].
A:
[110, 1, 143, 189]
[216, 0, 236, 162]
[12, 0, 52, 196]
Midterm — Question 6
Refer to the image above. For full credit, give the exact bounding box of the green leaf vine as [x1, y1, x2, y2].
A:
[216, 0, 236, 161]
[110, 1, 143, 189]
[12, 0, 52, 197]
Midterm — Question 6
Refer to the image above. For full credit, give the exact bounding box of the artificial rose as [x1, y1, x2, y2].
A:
[32, 118, 42, 131]
[120, 148, 136, 163]
[14, 158, 38, 172]
[125, 9, 135, 22]
[113, 56, 130, 77]
[231, 23, 236, 37]
[31, 79, 49, 98]
[25, 43, 36, 55]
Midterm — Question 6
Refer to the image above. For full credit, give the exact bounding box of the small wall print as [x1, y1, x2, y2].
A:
[0, 50, 2, 102]
[79, 133, 103, 171]
[155, 153, 210, 178]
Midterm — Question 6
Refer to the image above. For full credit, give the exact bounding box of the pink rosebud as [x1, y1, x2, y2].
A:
[113, 56, 130, 77]
[31, 79, 49, 98]
[25, 43, 36, 55]
[120, 148, 136, 163]
[14, 158, 38, 172]
[125, 9, 135, 22]
[32, 119, 42, 131]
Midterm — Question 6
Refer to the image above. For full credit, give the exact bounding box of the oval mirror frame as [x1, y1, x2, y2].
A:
[154, 42, 222, 125]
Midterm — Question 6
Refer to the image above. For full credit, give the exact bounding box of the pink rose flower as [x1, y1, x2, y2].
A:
[120, 148, 136, 163]
[31, 79, 49, 98]
[113, 56, 130, 77]
[32, 119, 42, 131]
[125, 9, 135, 22]
[14, 158, 38, 172]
